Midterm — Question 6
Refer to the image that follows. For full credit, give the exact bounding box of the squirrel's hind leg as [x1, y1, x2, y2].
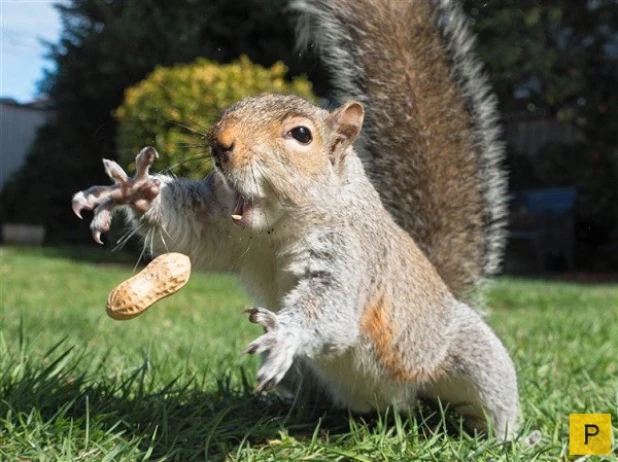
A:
[422, 303, 521, 441]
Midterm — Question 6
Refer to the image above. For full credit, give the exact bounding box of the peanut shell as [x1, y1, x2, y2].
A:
[106, 252, 191, 320]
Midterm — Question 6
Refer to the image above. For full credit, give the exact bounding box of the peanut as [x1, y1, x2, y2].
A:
[106, 252, 191, 320]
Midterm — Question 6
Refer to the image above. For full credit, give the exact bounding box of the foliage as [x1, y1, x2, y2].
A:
[465, 0, 617, 147]
[115, 57, 314, 179]
[0, 0, 325, 242]
[2, 246, 617, 460]
[2, 0, 615, 254]
[465, 0, 618, 257]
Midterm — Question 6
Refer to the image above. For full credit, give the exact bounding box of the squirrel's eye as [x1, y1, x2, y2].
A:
[290, 126, 312, 144]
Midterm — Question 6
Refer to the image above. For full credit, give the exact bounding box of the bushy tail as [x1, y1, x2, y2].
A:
[292, 0, 507, 302]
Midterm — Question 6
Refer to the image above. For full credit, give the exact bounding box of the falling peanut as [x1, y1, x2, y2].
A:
[106, 252, 191, 320]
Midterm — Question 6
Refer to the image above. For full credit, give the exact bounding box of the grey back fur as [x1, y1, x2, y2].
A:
[291, 0, 508, 303]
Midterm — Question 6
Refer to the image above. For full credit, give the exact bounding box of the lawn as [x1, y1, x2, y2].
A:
[1, 246, 616, 461]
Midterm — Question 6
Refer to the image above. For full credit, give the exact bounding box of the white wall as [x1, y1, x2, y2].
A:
[0, 102, 52, 191]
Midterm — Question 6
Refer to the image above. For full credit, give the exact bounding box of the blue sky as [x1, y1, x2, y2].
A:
[1, 0, 64, 103]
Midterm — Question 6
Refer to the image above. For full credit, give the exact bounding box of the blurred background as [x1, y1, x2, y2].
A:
[1, 0, 617, 275]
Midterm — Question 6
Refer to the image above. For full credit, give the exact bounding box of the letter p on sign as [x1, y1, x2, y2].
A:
[569, 414, 613, 455]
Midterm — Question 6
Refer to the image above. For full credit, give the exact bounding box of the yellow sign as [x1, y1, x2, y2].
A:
[569, 414, 613, 456]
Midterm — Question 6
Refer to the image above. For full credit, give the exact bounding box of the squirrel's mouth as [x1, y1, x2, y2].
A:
[231, 193, 254, 227]
[218, 167, 275, 230]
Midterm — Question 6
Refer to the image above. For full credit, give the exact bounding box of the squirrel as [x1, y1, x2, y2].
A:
[72, 0, 522, 441]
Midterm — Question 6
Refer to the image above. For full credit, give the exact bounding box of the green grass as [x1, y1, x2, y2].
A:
[1, 246, 617, 461]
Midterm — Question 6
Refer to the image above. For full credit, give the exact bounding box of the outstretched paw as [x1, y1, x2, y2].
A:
[245, 307, 299, 391]
[71, 147, 161, 244]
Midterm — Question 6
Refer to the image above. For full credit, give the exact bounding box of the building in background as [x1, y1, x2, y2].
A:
[0, 97, 54, 191]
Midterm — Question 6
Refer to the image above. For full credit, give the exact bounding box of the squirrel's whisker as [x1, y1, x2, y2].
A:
[161, 154, 212, 175]
[113, 222, 144, 252]
[133, 227, 150, 272]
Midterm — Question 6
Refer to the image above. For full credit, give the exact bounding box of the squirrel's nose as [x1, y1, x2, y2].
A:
[210, 139, 235, 169]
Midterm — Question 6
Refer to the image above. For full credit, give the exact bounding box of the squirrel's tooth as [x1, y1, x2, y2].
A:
[231, 214, 243, 222]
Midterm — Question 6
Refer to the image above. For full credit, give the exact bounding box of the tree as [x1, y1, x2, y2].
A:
[1, 0, 326, 242]
[464, 0, 618, 255]
[464, 0, 617, 143]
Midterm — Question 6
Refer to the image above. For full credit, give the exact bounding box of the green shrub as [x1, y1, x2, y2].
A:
[115, 56, 315, 178]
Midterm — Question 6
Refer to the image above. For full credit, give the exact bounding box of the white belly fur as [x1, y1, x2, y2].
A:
[306, 345, 418, 413]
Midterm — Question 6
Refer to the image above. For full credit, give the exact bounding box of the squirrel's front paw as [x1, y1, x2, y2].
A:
[71, 147, 160, 244]
[245, 307, 298, 391]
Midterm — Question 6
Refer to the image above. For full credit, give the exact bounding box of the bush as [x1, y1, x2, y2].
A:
[115, 56, 315, 178]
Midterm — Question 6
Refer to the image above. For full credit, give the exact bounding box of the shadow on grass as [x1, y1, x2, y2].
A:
[0, 339, 464, 460]
[0, 340, 360, 460]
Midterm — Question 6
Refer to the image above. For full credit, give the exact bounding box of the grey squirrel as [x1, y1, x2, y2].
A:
[72, 0, 521, 440]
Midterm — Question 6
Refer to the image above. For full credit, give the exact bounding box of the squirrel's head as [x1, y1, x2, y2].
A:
[207, 94, 364, 231]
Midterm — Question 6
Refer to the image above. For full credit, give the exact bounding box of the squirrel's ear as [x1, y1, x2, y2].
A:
[328, 101, 364, 166]
[331, 101, 364, 145]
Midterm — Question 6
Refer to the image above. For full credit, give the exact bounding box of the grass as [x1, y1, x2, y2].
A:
[1, 245, 617, 461]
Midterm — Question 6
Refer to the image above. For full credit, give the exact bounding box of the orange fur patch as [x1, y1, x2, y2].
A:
[360, 292, 443, 383]
[216, 125, 236, 150]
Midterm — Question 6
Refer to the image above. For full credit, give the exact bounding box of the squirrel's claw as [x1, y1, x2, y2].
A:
[89, 201, 114, 245]
[92, 230, 103, 245]
[71, 146, 161, 243]
[251, 335, 296, 392]
[244, 307, 298, 392]
[245, 306, 278, 332]
[102, 158, 129, 184]
[135, 146, 159, 181]
[72, 193, 86, 219]
[71, 186, 116, 219]
[255, 376, 278, 392]
[245, 334, 275, 355]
